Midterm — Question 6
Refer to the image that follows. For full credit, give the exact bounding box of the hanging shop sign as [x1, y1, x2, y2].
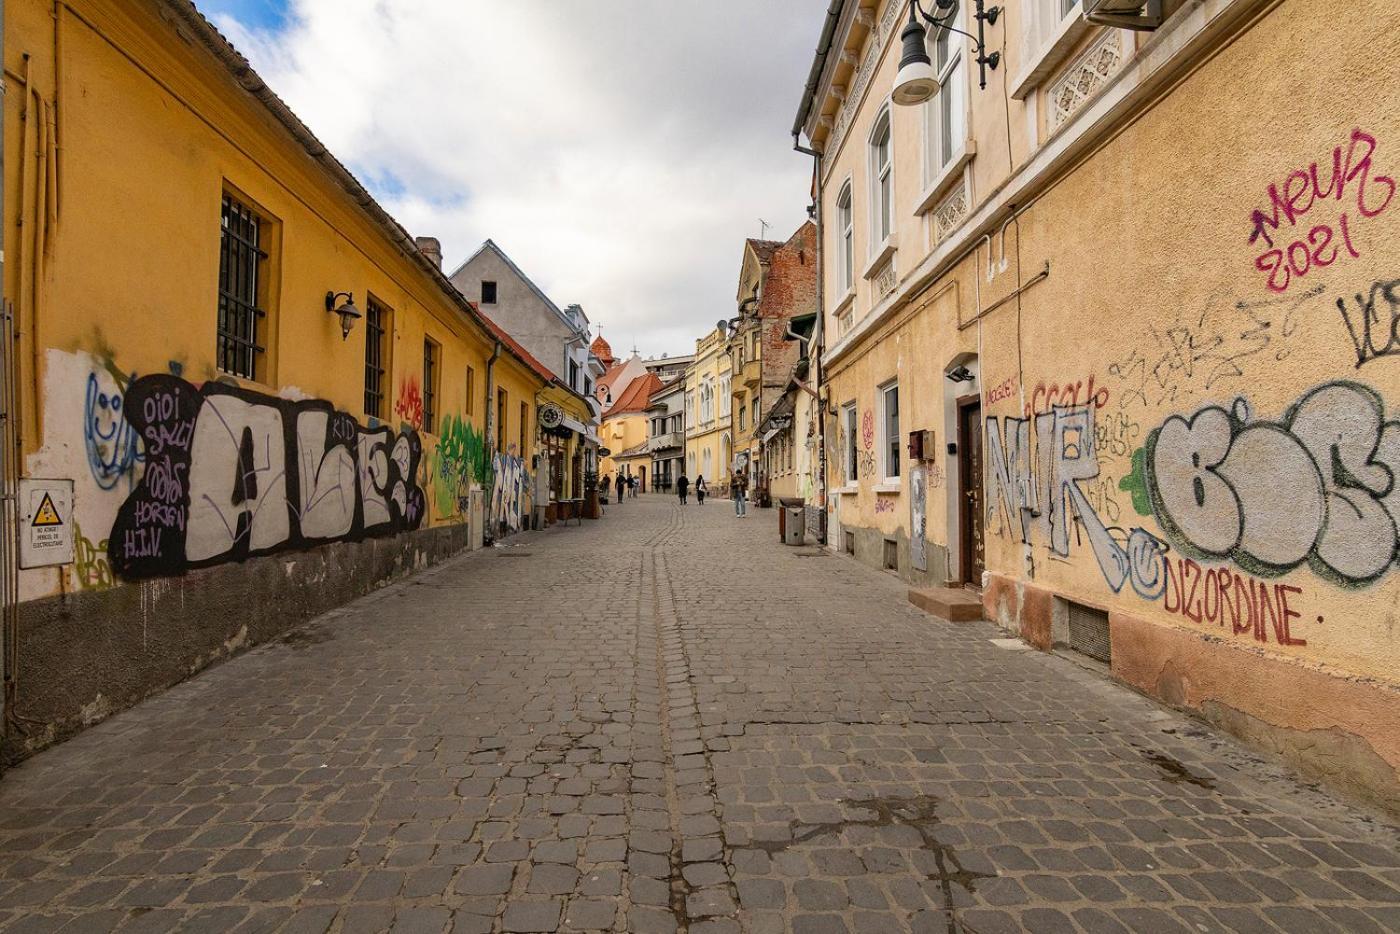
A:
[538, 402, 564, 430]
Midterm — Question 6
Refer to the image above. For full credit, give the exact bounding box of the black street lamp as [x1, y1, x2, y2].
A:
[893, 0, 1001, 104]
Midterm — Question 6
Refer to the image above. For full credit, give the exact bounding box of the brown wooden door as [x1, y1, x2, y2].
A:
[958, 397, 985, 586]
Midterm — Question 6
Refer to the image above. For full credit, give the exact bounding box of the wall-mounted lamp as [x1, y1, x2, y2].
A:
[946, 365, 975, 383]
[325, 291, 362, 341]
[894, 0, 1000, 104]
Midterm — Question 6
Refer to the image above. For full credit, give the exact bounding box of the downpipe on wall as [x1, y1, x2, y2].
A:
[793, 135, 826, 543]
[483, 340, 501, 543]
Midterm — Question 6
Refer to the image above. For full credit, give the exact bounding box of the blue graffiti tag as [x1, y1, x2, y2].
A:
[84, 371, 142, 490]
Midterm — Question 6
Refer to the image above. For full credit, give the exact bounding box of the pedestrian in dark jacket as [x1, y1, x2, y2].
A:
[600, 473, 612, 505]
[696, 475, 707, 505]
[677, 474, 689, 504]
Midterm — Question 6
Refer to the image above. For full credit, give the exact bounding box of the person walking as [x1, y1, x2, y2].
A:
[677, 473, 689, 505]
[629, 474, 639, 498]
[600, 473, 612, 505]
[733, 470, 749, 518]
[696, 475, 707, 505]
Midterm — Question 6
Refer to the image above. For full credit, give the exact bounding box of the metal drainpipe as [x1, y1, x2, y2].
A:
[793, 135, 825, 543]
[483, 340, 501, 541]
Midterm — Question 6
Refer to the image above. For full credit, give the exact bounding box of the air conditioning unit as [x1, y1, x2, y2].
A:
[1084, 0, 1163, 31]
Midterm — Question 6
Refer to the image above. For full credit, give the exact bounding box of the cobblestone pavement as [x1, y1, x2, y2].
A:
[1, 495, 1398, 933]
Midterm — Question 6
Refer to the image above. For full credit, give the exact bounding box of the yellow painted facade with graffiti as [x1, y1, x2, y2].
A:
[799, 0, 1400, 809]
[4, 0, 548, 602]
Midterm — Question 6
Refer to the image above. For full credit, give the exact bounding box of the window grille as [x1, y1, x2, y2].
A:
[364, 297, 388, 418]
[217, 193, 267, 379]
[423, 339, 438, 433]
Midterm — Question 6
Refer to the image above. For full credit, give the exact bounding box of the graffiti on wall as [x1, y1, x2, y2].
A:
[1024, 376, 1109, 417]
[429, 414, 491, 519]
[395, 378, 424, 430]
[108, 376, 424, 579]
[857, 409, 877, 479]
[490, 450, 530, 532]
[986, 403, 1168, 599]
[1249, 129, 1394, 293]
[84, 370, 143, 490]
[1108, 288, 1309, 410]
[1337, 276, 1400, 369]
[1161, 557, 1309, 645]
[1145, 381, 1398, 587]
[984, 377, 1016, 407]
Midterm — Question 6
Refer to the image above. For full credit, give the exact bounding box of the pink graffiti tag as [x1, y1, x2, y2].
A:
[861, 410, 875, 450]
[1248, 129, 1395, 293]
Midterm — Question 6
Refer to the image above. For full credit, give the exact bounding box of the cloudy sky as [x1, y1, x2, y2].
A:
[204, 0, 819, 358]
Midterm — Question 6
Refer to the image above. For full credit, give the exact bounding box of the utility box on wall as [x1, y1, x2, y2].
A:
[469, 489, 485, 551]
[907, 430, 935, 462]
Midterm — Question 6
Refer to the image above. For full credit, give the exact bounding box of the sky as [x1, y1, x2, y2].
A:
[203, 0, 819, 359]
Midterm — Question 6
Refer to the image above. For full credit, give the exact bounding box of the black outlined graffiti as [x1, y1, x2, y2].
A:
[1337, 277, 1400, 369]
[108, 376, 424, 580]
[986, 403, 1168, 600]
[1145, 381, 1399, 586]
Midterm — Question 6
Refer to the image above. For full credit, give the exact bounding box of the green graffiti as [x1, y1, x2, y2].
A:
[428, 414, 492, 519]
[74, 522, 115, 590]
[1119, 446, 1152, 517]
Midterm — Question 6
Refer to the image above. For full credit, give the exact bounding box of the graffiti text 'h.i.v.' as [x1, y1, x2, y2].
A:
[108, 375, 425, 580]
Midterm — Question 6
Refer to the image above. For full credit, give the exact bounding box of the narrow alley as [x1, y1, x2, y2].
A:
[0, 497, 1396, 934]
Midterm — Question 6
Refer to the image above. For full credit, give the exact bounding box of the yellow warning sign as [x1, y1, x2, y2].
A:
[31, 492, 63, 527]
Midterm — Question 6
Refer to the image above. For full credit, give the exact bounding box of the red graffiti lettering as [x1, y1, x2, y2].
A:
[984, 377, 1017, 407]
[1023, 375, 1109, 417]
[1249, 130, 1394, 292]
[1162, 558, 1308, 647]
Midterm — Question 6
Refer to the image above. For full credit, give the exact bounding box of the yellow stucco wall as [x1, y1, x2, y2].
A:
[684, 330, 733, 488]
[5, 0, 547, 599]
[598, 411, 648, 481]
[809, 0, 1400, 807]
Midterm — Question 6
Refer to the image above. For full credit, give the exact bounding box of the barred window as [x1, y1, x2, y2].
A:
[423, 338, 439, 433]
[217, 193, 267, 379]
[364, 297, 389, 418]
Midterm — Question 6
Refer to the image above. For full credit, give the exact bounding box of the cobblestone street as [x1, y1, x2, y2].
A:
[0, 495, 1397, 933]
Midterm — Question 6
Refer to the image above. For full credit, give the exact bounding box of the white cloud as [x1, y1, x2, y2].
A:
[212, 0, 819, 357]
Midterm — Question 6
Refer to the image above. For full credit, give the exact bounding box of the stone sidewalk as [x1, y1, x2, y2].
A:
[0, 495, 1396, 933]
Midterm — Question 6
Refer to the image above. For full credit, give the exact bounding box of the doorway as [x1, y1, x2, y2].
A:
[956, 396, 985, 587]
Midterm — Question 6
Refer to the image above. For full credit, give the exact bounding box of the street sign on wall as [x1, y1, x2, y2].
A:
[20, 478, 74, 568]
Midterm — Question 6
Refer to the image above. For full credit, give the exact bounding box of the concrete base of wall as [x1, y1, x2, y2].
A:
[2, 524, 469, 765]
[983, 572, 1400, 817]
[837, 523, 948, 589]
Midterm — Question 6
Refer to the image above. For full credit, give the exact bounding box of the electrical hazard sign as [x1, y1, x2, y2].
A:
[20, 479, 74, 569]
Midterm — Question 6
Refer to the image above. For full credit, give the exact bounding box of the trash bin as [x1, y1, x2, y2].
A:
[777, 497, 804, 543]
[784, 507, 806, 546]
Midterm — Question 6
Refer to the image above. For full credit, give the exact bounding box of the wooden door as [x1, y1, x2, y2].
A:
[958, 397, 985, 586]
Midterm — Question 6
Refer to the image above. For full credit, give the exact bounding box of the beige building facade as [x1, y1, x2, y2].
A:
[796, 0, 1400, 810]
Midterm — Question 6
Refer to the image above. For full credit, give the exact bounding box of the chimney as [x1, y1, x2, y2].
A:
[415, 236, 443, 268]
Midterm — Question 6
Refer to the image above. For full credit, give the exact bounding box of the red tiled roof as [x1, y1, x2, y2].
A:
[746, 238, 783, 265]
[473, 306, 558, 384]
[606, 372, 663, 417]
[590, 334, 614, 365]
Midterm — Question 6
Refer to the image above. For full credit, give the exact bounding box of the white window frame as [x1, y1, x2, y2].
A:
[1011, 0, 1089, 101]
[843, 402, 858, 485]
[719, 375, 731, 417]
[835, 180, 854, 296]
[867, 108, 894, 255]
[879, 380, 901, 483]
[924, 3, 968, 185]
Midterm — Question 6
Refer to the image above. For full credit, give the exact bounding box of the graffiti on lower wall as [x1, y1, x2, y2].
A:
[108, 376, 424, 579]
[1145, 381, 1398, 587]
[986, 403, 1168, 600]
[395, 378, 424, 430]
[1337, 275, 1400, 369]
[490, 451, 530, 532]
[84, 369, 143, 491]
[429, 413, 491, 519]
[1162, 557, 1309, 645]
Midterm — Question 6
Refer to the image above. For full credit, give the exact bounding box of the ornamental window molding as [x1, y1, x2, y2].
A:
[825, 0, 905, 174]
[874, 260, 897, 298]
[932, 180, 970, 244]
[1046, 28, 1125, 131]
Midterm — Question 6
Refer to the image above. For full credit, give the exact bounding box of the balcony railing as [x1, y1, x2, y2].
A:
[648, 430, 685, 451]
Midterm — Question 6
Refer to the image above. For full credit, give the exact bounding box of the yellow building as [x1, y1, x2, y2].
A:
[684, 329, 733, 492]
[2, 0, 549, 754]
[795, 0, 1400, 809]
[727, 239, 780, 489]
